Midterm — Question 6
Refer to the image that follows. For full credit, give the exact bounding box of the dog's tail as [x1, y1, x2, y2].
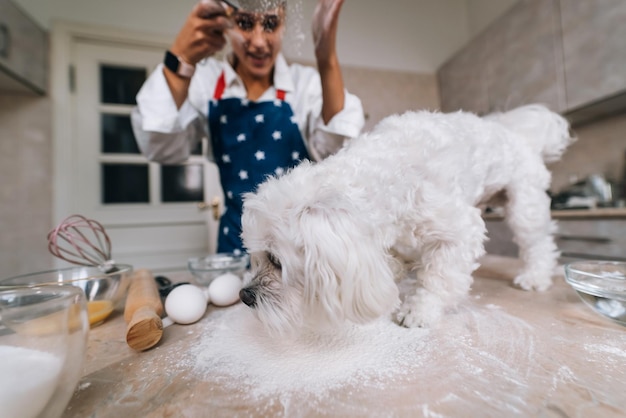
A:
[485, 104, 575, 163]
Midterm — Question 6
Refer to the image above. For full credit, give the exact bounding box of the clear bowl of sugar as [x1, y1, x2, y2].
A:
[0, 285, 89, 418]
[564, 260, 626, 326]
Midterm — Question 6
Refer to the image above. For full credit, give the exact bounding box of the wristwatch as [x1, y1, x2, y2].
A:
[163, 50, 195, 78]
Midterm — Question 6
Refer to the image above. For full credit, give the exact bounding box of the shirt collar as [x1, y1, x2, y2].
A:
[223, 56, 239, 86]
[272, 54, 294, 93]
[222, 53, 294, 93]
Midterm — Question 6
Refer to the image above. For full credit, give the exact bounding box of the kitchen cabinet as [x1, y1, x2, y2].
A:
[484, 0, 565, 113]
[437, 32, 490, 115]
[438, 0, 565, 114]
[556, 218, 626, 262]
[484, 216, 626, 262]
[560, 0, 626, 110]
[484, 219, 518, 257]
[439, 0, 626, 121]
[0, 0, 48, 95]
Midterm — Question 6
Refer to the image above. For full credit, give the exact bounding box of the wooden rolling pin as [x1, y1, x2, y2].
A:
[124, 269, 164, 351]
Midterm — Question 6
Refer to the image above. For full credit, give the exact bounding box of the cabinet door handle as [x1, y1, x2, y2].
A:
[0, 23, 9, 59]
[555, 234, 612, 243]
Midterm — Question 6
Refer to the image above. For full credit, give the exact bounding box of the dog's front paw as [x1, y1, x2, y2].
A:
[396, 290, 443, 328]
[514, 273, 552, 291]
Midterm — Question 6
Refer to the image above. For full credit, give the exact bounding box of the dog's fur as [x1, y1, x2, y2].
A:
[239, 105, 574, 335]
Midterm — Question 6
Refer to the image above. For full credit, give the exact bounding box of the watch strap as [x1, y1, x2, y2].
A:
[163, 50, 195, 78]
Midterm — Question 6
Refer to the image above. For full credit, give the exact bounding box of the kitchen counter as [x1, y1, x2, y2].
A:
[484, 207, 626, 220]
[63, 255, 626, 418]
[550, 207, 626, 219]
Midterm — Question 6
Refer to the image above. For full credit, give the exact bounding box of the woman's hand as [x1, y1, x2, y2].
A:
[164, 1, 233, 108]
[311, 0, 345, 66]
[170, 0, 233, 65]
[311, 0, 346, 124]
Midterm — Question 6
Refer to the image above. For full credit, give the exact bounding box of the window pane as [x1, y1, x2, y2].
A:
[101, 114, 140, 154]
[161, 164, 204, 202]
[100, 65, 146, 105]
[102, 164, 149, 204]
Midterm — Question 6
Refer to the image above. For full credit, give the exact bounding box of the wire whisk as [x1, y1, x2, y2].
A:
[48, 214, 116, 272]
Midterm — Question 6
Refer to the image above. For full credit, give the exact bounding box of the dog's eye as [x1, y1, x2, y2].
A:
[267, 252, 281, 269]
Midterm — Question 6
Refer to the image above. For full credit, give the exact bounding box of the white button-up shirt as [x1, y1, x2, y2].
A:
[131, 54, 365, 164]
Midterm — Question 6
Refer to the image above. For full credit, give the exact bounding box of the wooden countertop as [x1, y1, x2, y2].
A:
[63, 255, 626, 417]
[484, 207, 626, 220]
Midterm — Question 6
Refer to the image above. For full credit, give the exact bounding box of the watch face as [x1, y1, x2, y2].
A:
[164, 50, 180, 73]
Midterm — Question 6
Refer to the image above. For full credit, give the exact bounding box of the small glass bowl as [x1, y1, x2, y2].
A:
[188, 253, 249, 286]
[0, 264, 133, 327]
[564, 260, 626, 326]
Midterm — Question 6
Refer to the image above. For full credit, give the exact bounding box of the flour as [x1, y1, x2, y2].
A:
[191, 305, 429, 396]
[282, 0, 305, 58]
[186, 290, 539, 416]
[0, 345, 63, 418]
[584, 343, 626, 359]
[211, 0, 305, 61]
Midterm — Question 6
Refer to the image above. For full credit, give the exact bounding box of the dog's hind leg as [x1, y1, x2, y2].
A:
[504, 181, 558, 291]
[396, 202, 486, 328]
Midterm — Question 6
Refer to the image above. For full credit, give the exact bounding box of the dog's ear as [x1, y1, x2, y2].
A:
[295, 203, 399, 325]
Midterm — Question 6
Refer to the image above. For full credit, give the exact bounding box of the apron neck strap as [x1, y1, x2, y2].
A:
[213, 72, 227, 100]
[212, 71, 286, 101]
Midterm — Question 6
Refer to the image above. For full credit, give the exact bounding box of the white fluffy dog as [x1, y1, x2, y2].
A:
[239, 105, 574, 334]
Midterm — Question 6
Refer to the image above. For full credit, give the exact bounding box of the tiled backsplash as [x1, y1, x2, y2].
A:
[0, 64, 624, 276]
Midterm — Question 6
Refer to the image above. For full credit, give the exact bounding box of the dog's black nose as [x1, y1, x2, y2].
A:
[239, 287, 256, 307]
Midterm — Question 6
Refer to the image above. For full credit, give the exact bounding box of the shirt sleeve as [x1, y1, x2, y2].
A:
[131, 62, 216, 164]
[288, 63, 365, 161]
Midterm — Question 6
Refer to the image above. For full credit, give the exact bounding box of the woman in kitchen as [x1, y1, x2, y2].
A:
[131, 0, 364, 254]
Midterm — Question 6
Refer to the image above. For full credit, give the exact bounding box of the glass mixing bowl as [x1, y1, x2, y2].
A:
[0, 264, 132, 326]
[0, 285, 89, 418]
[188, 253, 249, 286]
[564, 260, 626, 326]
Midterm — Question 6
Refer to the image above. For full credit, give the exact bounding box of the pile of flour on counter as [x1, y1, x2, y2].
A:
[185, 279, 538, 415]
[187, 288, 535, 416]
[190, 304, 429, 397]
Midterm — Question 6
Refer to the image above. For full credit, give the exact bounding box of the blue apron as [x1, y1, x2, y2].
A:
[208, 72, 310, 253]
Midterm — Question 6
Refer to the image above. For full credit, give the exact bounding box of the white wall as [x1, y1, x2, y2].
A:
[296, 0, 470, 72]
[13, 0, 515, 73]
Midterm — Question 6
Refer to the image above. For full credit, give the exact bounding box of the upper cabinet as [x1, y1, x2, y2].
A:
[437, 30, 491, 115]
[0, 0, 48, 95]
[560, 0, 626, 109]
[484, 0, 565, 113]
[438, 0, 626, 123]
[439, 0, 565, 114]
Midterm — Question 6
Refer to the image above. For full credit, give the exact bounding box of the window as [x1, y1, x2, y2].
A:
[98, 63, 205, 205]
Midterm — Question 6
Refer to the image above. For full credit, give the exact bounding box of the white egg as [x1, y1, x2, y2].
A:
[208, 273, 242, 306]
[164, 284, 208, 325]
